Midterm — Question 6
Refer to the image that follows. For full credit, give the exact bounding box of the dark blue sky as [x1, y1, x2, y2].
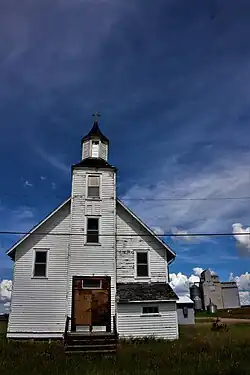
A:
[1, 0, 250, 304]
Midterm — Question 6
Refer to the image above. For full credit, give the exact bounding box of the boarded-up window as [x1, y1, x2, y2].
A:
[87, 175, 100, 198]
[142, 306, 159, 314]
[136, 251, 148, 277]
[87, 218, 99, 243]
[34, 250, 47, 277]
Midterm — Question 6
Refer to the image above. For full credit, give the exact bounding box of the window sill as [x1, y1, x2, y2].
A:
[86, 198, 101, 201]
[31, 277, 48, 280]
[84, 243, 102, 246]
[140, 314, 161, 317]
[135, 277, 151, 281]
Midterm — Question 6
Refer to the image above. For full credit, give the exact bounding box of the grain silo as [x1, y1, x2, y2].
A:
[190, 284, 202, 311]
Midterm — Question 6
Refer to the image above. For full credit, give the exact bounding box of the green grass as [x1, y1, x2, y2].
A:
[195, 306, 250, 320]
[0, 321, 7, 335]
[1, 324, 250, 375]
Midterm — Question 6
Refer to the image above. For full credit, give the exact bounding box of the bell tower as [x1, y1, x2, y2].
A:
[81, 112, 109, 161]
[68, 114, 117, 332]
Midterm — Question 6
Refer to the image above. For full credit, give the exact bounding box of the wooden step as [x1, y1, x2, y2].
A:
[65, 348, 117, 355]
[64, 332, 117, 355]
[66, 337, 116, 345]
[65, 343, 116, 351]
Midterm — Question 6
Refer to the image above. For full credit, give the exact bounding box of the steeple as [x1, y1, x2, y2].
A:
[81, 113, 109, 161]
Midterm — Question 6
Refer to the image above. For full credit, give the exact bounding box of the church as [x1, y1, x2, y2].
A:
[6, 117, 179, 341]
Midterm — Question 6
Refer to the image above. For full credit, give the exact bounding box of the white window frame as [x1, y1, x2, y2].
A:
[141, 305, 160, 316]
[85, 216, 101, 245]
[32, 248, 49, 278]
[82, 279, 103, 289]
[86, 173, 102, 200]
[134, 250, 150, 279]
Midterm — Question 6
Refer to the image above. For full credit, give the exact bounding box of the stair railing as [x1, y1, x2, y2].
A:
[64, 316, 71, 340]
[113, 315, 118, 340]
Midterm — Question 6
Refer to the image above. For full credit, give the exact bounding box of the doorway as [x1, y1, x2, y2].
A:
[71, 276, 111, 332]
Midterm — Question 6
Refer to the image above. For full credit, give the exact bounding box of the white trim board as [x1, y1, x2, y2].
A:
[6, 197, 71, 260]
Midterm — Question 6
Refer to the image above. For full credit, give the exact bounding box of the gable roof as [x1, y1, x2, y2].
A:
[117, 199, 176, 261]
[176, 296, 194, 304]
[6, 197, 176, 262]
[72, 157, 117, 171]
[6, 197, 71, 260]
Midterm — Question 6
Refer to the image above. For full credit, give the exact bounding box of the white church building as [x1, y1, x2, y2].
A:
[6, 118, 179, 340]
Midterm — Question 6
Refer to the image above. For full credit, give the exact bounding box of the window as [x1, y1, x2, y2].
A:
[142, 306, 159, 314]
[82, 278, 102, 289]
[183, 306, 188, 318]
[91, 140, 99, 157]
[136, 251, 149, 277]
[33, 250, 47, 277]
[86, 218, 99, 243]
[87, 175, 100, 198]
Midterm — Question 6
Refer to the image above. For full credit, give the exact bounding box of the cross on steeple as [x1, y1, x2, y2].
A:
[92, 112, 101, 123]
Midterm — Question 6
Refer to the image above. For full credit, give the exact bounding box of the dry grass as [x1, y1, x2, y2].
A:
[196, 306, 250, 320]
[1, 324, 250, 375]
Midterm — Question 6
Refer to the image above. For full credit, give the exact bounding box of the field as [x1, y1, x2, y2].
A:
[195, 306, 250, 320]
[1, 324, 250, 375]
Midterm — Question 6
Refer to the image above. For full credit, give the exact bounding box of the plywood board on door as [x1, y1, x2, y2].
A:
[74, 289, 92, 326]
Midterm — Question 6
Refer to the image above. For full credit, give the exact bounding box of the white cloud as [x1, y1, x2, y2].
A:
[169, 272, 191, 296]
[35, 147, 70, 175]
[121, 152, 250, 240]
[232, 223, 250, 256]
[193, 267, 204, 276]
[0, 280, 12, 314]
[169, 267, 205, 297]
[0, 280, 12, 302]
[40, 176, 47, 181]
[229, 272, 250, 305]
[52, 182, 56, 190]
[23, 180, 33, 188]
[13, 207, 34, 221]
[171, 227, 206, 243]
[152, 227, 164, 235]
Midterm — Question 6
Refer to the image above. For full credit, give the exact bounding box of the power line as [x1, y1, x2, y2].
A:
[1, 191, 250, 202]
[0, 231, 247, 237]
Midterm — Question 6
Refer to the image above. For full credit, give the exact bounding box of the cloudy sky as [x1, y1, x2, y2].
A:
[1, 0, 250, 311]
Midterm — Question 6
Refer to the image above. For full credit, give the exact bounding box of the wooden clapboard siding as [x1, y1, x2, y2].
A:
[117, 302, 179, 340]
[67, 167, 116, 330]
[116, 202, 169, 284]
[7, 201, 71, 337]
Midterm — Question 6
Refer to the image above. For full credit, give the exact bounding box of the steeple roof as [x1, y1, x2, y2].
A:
[81, 121, 109, 144]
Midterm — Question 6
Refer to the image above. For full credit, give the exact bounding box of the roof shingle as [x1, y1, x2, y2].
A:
[116, 282, 178, 303]
[72, 157, 117, 171]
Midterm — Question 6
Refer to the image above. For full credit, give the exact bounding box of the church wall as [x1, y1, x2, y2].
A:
[7, 202, 71, 338]
[116, 203, 169, 284]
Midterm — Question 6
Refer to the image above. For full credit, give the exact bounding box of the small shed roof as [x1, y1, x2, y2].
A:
[176, 296, 194, 304]
[116, 282, 178, 303]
